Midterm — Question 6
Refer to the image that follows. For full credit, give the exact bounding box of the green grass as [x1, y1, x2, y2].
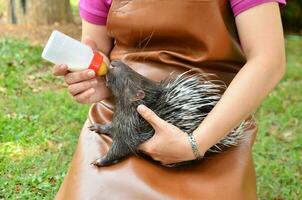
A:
[0, 36, 301, 199]
[253, 35, 302, 199]
[0, 39, 90, 199]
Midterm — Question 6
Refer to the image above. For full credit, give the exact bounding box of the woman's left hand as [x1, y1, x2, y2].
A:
[137, 104, 199, 165]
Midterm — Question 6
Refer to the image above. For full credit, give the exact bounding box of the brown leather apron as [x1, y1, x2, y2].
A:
[55, 0, 257, 199]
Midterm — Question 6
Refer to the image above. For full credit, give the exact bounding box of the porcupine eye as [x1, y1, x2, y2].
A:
[123, 79, 138, 101]
[124, 78, 131, 91]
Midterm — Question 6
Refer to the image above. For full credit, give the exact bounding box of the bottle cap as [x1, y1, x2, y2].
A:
[89, 51, 110, 76]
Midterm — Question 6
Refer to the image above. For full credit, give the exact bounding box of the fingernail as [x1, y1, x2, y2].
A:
[137, 104, 146, 112]
[88, 70, 95, 77]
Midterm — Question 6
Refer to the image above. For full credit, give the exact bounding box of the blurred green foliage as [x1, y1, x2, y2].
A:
[281, 0, 302, 32]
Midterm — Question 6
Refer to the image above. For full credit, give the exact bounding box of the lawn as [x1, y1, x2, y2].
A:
[0, 36, 301, 199]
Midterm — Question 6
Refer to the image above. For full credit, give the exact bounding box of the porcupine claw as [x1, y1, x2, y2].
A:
[91, 157, 120, 167]
[90, 157, 105, 167]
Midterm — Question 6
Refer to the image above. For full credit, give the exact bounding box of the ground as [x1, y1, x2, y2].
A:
[0, 2, 301, 199]
[0, 0, 81, 45]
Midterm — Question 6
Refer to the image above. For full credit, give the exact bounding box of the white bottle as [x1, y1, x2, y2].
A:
[41, 30, 109, 76]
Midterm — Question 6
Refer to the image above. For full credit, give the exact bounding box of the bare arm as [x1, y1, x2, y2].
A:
[194, 2, 286, 154]
[53, 19, 113, 104]
[137, 2, 286, 164]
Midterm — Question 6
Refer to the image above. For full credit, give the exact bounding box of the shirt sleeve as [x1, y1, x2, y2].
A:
[230, 0, 287, 17]
[79, 0, 112, 25]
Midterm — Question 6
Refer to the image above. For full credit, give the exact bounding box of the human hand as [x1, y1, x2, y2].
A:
[137, 104, 198, 165]
[52, 36, 111, 104]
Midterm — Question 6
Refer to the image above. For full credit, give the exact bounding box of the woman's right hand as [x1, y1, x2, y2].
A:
[52, 37, 111, 104]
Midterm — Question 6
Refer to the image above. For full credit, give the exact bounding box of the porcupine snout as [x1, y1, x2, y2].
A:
[106, 60, 119, 77]
[109, 60, 125, 72]
[110, 60, 122, 67]
[106, 60, 127, 81]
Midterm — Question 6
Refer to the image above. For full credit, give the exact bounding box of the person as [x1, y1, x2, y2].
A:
[54, 0, 286, 199]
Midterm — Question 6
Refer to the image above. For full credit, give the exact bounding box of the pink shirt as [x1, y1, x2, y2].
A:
[79, 0, 286, 25]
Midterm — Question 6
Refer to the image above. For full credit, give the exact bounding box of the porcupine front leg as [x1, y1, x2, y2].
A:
[91, 141, 131, 167]
[89, 123, 112, 137]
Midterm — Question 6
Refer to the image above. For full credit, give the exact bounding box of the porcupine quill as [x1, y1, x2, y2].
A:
[89, 60, 253, 167]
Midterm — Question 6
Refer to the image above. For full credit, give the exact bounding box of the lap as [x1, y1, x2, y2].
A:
[55, 104, 257, 200]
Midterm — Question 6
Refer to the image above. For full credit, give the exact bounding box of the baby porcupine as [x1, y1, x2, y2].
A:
[89, 60, 252, 166]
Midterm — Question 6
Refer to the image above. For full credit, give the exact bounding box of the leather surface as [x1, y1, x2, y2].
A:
[102, 0, 247, 108]
[55, 103, 257, 200]
[55, 0, 258, 199]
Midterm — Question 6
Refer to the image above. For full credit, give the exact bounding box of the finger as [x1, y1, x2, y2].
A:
[73, 88, 95, 104]
[53, 64, 68, 76]
[64, 69, 95, 85]
[68, 79, 98, 96]
[137, 104, 165, 128]
[82, 36, 97, 51]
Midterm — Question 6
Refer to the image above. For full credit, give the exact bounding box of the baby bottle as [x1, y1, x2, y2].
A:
[42, 30, 109, 76]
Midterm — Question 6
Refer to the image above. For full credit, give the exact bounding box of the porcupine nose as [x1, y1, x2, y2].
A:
[110, 60, 121, 68]
[108, 60, 119, 78]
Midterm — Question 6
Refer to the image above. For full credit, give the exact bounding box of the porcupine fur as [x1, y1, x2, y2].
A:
[89, 60, 252, 166]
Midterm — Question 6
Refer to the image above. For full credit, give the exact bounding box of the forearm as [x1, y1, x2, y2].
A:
[194, 56, 285, 155]
[193, 2, 286, 156]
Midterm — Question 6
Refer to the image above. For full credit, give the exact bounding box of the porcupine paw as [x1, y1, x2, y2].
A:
[89, 124, 102, 133]
[89, 123, 112, 136]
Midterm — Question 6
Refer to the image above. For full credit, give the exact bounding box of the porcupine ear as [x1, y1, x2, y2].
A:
[130, 90, 145, 102]
[136, 90, 145, 99]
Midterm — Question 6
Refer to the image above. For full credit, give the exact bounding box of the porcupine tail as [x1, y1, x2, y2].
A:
[157, 70, 255, 154]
